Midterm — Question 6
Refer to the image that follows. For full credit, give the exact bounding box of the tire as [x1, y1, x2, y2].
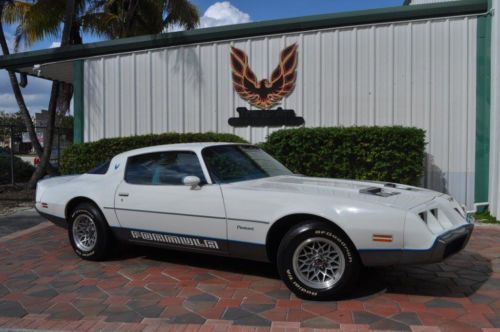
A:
[68, 202, 112, 261]
[277, 220, 360, 300]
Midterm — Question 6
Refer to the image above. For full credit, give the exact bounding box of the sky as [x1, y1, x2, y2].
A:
[0, 0, 403, 115]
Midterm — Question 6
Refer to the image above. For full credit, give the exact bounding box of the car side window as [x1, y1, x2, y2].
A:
[125, 151, 206, 185]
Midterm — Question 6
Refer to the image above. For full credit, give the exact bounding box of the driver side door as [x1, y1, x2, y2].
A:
[114, 150, 228, 253]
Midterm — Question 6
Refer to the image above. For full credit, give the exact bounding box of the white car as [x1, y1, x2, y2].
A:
[35, 143, 474, 299]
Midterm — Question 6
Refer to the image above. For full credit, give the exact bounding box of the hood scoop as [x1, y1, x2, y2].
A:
[360, 187, 400, 198]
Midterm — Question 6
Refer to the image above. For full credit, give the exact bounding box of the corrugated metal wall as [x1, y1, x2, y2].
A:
[84, 16, 478, 207]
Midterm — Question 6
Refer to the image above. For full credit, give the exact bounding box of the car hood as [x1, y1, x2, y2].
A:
[228, 175, 442, 210]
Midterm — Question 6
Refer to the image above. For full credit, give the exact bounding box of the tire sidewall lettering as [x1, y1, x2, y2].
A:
[286, 268, 318, 297]
[314, 229, 353, 263]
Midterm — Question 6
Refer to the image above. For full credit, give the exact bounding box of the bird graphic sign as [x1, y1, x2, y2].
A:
[228, 43, 304, 127]
[230, 43, 298, 109]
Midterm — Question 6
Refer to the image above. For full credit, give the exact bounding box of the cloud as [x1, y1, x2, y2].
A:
[167, 1, 251, 32]
[200, 2, 251, 28]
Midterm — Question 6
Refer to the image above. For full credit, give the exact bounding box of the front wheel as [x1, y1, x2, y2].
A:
[68, 202, 112, 261]
[277, 221, 360, 300]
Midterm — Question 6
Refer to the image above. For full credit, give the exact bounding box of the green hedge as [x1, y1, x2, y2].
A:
[60, 132, 247, 174]
[260, 127, 426, 185]
[60, 127, 426, 185]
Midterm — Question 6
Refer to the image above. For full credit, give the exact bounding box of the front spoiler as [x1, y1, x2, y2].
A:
[360, 223, 474, 267]
[35, 208, 67, 229]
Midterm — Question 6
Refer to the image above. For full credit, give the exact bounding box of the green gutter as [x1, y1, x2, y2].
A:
[475, 2, 491, 204]
[73, 60, 84, 144]
[0, 0, 488, 71]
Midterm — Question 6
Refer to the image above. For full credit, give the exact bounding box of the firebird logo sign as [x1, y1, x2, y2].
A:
[230, 43, 298, 109]
[228, 44, 304, 127]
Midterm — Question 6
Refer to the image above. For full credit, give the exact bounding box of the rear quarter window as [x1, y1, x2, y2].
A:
[87, 161, 111, 174]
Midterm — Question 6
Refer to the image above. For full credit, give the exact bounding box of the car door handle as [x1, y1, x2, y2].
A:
[118, 192, 129, 197]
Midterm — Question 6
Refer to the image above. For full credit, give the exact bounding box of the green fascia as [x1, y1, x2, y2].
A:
[72, 60, 84, 144]
[475, 3, 492, 203]
[0, 0, 487, 71]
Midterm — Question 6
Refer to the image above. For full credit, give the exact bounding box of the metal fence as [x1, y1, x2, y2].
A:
[0, 125, 72, 185]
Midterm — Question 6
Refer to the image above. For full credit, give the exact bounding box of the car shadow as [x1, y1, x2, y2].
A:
[113, 244, 492, 301]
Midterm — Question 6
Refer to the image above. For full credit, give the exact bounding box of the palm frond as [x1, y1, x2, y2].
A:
[81, 11, 120, 39]
[9, 0, 65, 50]
[164, 0, 199, 30]
[2, 1, 31, 25]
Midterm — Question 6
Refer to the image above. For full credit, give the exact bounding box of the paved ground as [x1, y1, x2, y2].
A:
[0, 223, 498, 332]
[0, 209, 44, 238]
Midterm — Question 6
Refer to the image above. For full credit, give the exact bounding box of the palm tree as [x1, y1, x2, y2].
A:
[7, 0, 199, 50]
[0, 0, 58, 179]
[5, 0, 199, 119]
[1, 0, 199, 187]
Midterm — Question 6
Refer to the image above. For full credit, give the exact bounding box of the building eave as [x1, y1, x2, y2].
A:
[0, 0, 487, 73]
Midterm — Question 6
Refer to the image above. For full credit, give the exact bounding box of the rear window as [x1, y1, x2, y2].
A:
[87, 161, 110, 175]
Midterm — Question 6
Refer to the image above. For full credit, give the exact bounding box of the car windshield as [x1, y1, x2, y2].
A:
[202, 145, 293, 183]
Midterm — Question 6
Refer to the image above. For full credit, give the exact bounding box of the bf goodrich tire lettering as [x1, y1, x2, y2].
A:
[277, 221, 360, 300]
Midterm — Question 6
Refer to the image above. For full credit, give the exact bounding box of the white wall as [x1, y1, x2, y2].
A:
[84, 15, 478, 207]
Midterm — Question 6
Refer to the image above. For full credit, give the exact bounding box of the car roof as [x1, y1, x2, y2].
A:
[115, 142, 247, 158]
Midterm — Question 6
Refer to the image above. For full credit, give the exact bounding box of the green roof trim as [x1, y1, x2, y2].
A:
[73, 60, 84, 144]
[0, 0, 487, 70]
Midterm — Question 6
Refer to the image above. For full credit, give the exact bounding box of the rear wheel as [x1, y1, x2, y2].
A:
[277, 221, 360, 300]
[68, 202, 112, 261]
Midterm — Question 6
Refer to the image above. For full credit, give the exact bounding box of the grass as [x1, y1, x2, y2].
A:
[474, 210, 500, 224]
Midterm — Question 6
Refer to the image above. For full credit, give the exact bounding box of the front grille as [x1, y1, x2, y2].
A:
[443, 234, 467, 259]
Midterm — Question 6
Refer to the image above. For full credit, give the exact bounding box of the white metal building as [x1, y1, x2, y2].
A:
[1, 0, 499, 216]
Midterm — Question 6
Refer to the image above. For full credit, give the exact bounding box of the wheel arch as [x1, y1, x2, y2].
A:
[65, 196, 102, 221]
[265, 213, 357, 263]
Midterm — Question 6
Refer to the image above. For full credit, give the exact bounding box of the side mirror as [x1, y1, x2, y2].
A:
[183, 176, 201, 190]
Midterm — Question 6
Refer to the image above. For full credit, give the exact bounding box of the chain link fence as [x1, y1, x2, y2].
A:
[0, 125, 72, 185]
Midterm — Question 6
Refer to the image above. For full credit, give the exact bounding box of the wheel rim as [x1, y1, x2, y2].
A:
[292, 237, 346, 290]
[72, 214, 97, 252]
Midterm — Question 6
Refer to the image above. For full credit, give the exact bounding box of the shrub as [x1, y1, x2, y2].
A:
[0, 155, 35, 184]
[60, 132, 247, 174]
[261, 126, 426, 185]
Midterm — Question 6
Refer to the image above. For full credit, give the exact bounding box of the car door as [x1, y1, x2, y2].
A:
[114, 150, 228, 253]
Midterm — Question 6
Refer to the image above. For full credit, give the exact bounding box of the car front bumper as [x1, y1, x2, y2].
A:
[359, 223, 474, 267]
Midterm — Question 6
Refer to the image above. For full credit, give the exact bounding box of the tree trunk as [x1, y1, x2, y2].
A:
[0, 4, 57, 176]
[26, 0, 78, 188]
[28, 82, 59, 188]
[55, 0, 77, 125]
[56, 83, 73, 125]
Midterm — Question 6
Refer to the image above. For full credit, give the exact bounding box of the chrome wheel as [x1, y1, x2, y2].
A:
[72, 214, 97, 252]
[292, 237, 345, 289]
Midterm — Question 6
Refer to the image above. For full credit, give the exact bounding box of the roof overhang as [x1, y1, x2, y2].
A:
[0, 0, 487, 83]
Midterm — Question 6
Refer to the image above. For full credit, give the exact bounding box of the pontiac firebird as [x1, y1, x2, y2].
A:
[35, 143, 474, 299]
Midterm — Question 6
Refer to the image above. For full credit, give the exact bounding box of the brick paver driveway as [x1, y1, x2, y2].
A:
[0, 222, 498, 331]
